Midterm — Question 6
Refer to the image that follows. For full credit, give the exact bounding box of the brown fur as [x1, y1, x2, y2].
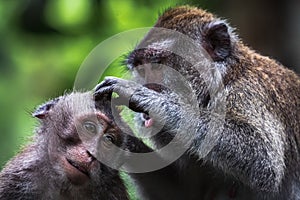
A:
[95, 5, 300, 200]
[0, 92, 130, 200]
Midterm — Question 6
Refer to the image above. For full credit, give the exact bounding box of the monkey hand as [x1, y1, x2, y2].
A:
[94, 76, 182, 130]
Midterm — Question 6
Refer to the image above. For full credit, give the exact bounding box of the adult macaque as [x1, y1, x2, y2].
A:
[95, 6, 300, 200]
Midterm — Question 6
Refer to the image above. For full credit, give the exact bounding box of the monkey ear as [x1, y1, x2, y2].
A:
[202, 22, 231, 61]
[32, 97, 60, 119]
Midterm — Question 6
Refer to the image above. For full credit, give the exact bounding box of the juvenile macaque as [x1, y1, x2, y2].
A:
[0, 92, 129, 200]
[95, 6, 300, 200]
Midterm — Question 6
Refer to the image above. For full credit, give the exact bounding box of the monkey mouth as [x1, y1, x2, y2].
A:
[66, 158, 90, 177]
[142, 113, 154, 128]
[64, 158, 91, 185]
[141, 83, 168, 128]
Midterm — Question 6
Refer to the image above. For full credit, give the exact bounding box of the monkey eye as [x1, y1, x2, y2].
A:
[102, 133, 116, 147]
[83, 121, 98, 135]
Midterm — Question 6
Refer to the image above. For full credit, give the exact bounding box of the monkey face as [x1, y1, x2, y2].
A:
[125, 6, 233, 111]
[74, 112, 124, 161]
[34, 92, 125, 186]
[123, 18, 232, 132]
[51, 111, 124, 186]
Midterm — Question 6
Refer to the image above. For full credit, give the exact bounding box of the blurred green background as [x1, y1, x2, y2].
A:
[0, 0, 299, 197]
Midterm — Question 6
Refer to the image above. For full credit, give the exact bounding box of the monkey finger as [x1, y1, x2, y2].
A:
[94, 77, 118, 92]
[94, 86, 115, 100]
[94, 77, 128, 99]
[111, 97, 128, 107]
[111, 95, 150, 115]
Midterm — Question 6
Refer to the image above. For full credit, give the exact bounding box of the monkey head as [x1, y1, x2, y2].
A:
[127, 6, 236, 90]
[124, 6, 239, 128]
[32, 92, 125, 186]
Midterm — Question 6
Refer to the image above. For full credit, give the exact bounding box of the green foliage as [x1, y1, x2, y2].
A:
[120, 171, 139, 200]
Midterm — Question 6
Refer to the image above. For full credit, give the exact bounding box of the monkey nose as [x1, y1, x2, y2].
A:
[66, 158, 90, 176]
[86, 150, 96, 163]
[78, 150, 96, 169]
[67, 149, 96, 176]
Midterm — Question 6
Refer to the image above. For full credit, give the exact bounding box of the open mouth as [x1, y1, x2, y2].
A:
[142, 113, 154, 128]
[141, 83, 168, 128]
[66, 158, 90, 177]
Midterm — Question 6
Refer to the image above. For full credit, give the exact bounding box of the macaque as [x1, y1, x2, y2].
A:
[95, 6, 300, 200]
[0, 92, 129, 200]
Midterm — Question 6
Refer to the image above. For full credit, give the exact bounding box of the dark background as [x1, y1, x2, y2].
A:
[0, 0, 299, 178]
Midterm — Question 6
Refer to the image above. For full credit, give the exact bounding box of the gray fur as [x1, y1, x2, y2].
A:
[95, 5, 300, 200]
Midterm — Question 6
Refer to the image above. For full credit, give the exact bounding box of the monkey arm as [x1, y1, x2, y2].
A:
[94, 77, 182, 130]
[94, 77, 284, 194]
[166, 103, 284, 193]
[197, 117, 285, 193]
[119, 121, 188, 200]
